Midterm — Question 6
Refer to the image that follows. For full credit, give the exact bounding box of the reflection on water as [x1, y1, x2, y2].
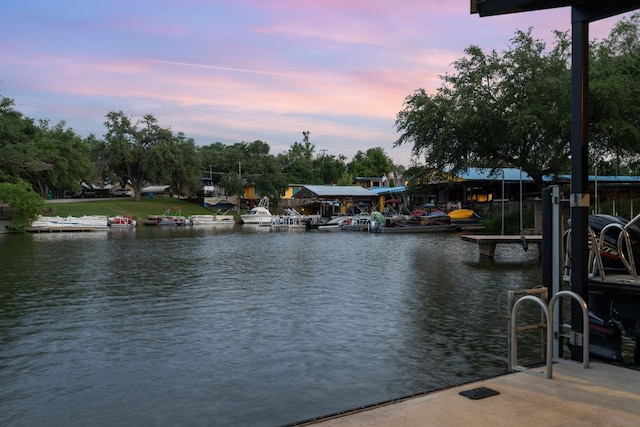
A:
[0, 228, 541, 426]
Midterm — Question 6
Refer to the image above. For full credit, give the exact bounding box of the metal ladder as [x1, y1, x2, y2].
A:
[508, 288, 589, 379]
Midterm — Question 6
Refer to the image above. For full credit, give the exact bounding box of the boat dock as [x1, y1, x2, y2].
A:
[26, 227, 106, 233]
[460, 234, 542, 258]
[298, 361, 640, 426]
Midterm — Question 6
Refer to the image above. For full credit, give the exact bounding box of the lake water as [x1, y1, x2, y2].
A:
[0, 225, 542, 426]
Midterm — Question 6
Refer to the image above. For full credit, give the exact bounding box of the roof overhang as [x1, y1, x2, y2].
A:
[471, 1, 640, 22]
[369, 186, 406, 196]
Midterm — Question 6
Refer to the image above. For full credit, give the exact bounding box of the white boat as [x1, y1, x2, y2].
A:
[270, 207, 321, 231]
[312, 216, 350, 232]
[346, 214, 371, 231]
[270, 215, 306, 230]
[145, 208, 187, 226]
[28, 215, 110, 232]
[159, 215, 187, 226]
[189, 214, 235, 226]
[241, 197, 273, 225]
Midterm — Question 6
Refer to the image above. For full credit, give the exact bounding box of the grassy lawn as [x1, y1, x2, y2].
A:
[42, 197, 232, 221]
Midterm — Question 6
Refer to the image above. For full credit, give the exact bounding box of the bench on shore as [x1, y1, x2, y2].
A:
[460, 234, 542, 258]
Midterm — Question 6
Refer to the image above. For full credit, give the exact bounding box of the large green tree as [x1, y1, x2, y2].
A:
[238, 140, 287, 202]
[0, 180, 45, 231]
[347, 147, 395, 179]
[278, 131, 319, 184]
[200, 140, 287, 202]
[198, 142, 229, 182]
[0, 95, 94, 197]
[589, 13, 640, 174]
[395, 28, 572, 189]
[102, 111, 200, 201]
[0, 95, 39, 183]
[277, 131, 348, 185]
[148, 131, 201, 196]
[314, 152, 347, 184]
[30, 119, 96, 197]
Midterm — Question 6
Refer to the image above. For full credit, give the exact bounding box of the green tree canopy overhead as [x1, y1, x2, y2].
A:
[395, 28, 573, 189]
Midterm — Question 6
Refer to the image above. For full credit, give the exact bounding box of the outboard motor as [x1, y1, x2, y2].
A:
[369, 212, 385, 233]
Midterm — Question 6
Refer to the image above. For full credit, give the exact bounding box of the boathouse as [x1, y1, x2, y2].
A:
[291, 185, 379, 216]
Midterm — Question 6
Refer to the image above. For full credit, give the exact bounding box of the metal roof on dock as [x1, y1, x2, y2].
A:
[455, 168, 640, 184]
[294, 185, 376, 198]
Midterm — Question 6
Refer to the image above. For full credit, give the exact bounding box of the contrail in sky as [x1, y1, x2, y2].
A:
[146, 59, 285, 76]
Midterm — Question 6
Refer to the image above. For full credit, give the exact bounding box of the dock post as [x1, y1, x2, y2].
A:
[478, 242, 497, 258]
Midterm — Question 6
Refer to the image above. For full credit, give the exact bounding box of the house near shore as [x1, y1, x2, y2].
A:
[289, 185, 382, 216]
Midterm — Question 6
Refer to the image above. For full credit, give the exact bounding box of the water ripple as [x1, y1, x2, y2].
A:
[0, 229, 542, 426]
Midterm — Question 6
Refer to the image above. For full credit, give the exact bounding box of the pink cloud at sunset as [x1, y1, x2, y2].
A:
[1, 1, 635, 166]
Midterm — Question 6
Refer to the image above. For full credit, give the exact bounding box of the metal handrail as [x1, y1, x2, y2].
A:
[598, 221, 638, 280]
[509, 294, 553, 379]
[563, 226, 604, 281]
[562, 228, 572, 282]
[508, 289, 590, 379]
[588, 227, 605, 281]
[549, 290, 590, 368]
[622, 213, 640, 277]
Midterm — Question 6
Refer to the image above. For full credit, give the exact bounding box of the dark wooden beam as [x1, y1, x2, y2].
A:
[472, 1, 573, 16]
[471, 0, 640, 19]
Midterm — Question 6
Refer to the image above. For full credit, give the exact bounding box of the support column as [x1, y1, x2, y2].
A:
[569, 10, 590, 362]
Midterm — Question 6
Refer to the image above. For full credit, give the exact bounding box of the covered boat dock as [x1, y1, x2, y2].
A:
[293, 185, 382, 216]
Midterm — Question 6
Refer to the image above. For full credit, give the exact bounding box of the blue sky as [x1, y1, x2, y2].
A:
[1, 1, 629, 166]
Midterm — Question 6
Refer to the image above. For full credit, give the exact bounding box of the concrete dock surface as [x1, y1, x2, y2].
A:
[300, 361, 640, 427]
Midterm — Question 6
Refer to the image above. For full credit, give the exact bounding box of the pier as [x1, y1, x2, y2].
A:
[26, 227, 106, 233]
[300, 361, 640, 426]
[460, 234, 542, 258]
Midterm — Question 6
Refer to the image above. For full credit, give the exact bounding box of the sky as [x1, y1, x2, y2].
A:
[1, 1, 632, 167]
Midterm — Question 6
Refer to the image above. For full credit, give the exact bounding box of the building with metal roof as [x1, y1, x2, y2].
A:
[294, 185, 377, 198]
[291, 185, 385, 216]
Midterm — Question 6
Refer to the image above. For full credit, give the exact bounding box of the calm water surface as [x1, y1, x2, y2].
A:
[0, 226, 541, 426]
